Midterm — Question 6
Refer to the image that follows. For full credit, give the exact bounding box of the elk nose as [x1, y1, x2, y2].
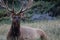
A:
[15, 16, 19, 21]
[16, 19, 18, 21]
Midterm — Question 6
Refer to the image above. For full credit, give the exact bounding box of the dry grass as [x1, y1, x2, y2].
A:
[0, 20, 60, 40]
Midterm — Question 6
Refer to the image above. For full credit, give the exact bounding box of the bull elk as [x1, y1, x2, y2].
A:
[0, 0, 48, 40]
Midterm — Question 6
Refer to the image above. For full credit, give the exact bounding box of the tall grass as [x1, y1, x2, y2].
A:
[0, 19, 60, 40]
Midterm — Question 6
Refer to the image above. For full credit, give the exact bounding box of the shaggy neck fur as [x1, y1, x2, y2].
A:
[10, 22, 20, 37]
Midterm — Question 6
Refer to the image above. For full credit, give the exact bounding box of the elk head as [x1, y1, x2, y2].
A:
[0, 0, 33, 23]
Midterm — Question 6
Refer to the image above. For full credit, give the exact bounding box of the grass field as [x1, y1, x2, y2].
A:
[0, 19, 60, 40]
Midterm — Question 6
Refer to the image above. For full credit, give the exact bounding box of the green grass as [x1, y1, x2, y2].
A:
[0, 19, 60, 40]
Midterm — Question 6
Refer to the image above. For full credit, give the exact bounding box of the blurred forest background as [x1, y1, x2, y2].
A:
[0, 0, 60, 40]
[0, 0, 60, 21]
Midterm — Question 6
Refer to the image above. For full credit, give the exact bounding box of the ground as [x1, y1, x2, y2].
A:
[0, 19, 60, 40]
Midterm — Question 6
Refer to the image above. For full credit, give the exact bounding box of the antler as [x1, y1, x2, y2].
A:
[17, 0, 33, 14]
[0, 0, 12, 12]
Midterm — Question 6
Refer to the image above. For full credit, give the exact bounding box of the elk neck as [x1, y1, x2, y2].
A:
[10, 21, 21, 37]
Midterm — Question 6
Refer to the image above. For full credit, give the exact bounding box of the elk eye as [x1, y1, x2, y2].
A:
[18, 17, 20, 18]
[13, 16, 16, 19]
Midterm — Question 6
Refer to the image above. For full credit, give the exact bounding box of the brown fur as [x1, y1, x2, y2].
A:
[20, 26, 48, 40]
[7, 25, 48, 40]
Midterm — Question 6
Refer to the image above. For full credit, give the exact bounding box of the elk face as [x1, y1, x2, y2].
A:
[12, 15, 20, 23]
[11, 12, 21, 24]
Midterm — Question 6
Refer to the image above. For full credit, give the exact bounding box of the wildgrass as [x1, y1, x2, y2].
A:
[0, 18, 60, 40]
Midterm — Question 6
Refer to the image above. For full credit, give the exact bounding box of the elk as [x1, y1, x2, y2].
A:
[0, 0, 48, 40]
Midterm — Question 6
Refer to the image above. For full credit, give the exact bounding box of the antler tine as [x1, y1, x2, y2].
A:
[12, 0, 14, 10]
[6, 0, 8, 12]
[22, 0, 33, 12]
[0, 0, 12, 12]
[0, 0, 6, 8]
[17, 0, 33, 14]
[16, 2, 24, 14]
